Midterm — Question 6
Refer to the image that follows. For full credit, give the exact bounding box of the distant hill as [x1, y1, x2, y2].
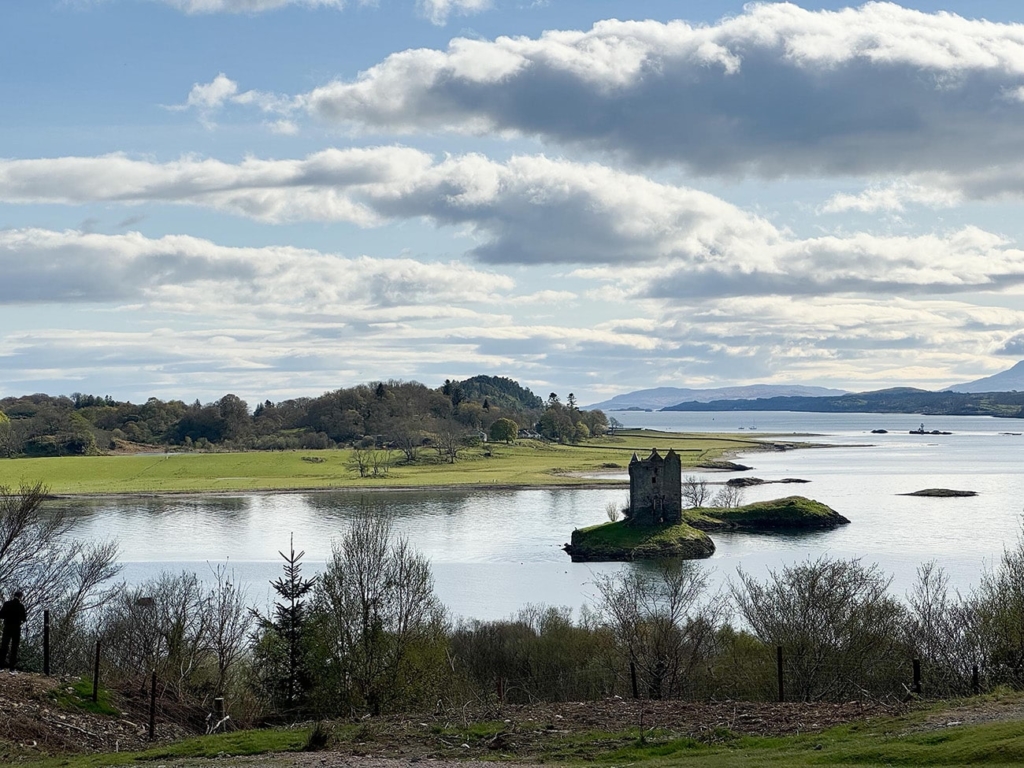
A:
[662, 387, 1024, 418]
[451, 375, 544, 411]
[946, 360, 1024, 393]
[587, 385, 848, 412]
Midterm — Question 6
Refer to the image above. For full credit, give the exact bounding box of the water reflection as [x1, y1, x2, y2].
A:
[42, 413, 1024, 620]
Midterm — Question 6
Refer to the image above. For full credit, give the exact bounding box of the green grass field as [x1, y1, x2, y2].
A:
[0, 430, 768, 496]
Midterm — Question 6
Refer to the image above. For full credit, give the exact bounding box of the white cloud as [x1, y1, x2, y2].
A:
[820, 181, 964, 214]
[185, 73, 239, 109]
[3, 228, 1021, 401]
[265, 119, 300, 135]
[0, 149, 781, 264]
[172, 74, 299, 131]
[298, 4, 1024, 179]
[0, 228, 513, 317]
[507, 289, 577, 305]
[5, 149, 1024, 298]
[4, 290, 1018, 402]
[418, 0, 491, 26]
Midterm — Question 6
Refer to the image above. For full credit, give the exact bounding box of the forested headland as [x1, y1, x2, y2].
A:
[0, 376, 610, 459]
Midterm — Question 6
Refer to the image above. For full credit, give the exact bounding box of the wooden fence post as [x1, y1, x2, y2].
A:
[776, 646, 785, 703]
[149, 670, 157, 741]
[92, 641, 101, 703]
[43, 610, 50, 676]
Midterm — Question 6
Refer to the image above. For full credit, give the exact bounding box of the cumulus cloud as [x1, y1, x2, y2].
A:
[184, 73, 239, 109]
[5, 149, 1024, 299]
[0, 228, 513, 317]
[298, 3, 1024, 179]
[590, 227, 1024, 300]
[0, 149, 782, 265]
[172, 74, 298, 129]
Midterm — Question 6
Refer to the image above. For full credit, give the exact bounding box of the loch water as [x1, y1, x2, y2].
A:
[58, 411, 1024, 620]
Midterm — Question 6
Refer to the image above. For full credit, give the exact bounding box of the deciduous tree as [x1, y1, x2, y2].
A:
[488, 417, 518, 444]
[311, 508, 447, 715]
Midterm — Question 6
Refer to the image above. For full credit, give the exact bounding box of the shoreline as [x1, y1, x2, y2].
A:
[45, 479, 630, 501]
[39, 439, 863, 500]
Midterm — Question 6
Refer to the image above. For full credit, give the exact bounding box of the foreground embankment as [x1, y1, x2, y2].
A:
[9, 669, 1024, 768]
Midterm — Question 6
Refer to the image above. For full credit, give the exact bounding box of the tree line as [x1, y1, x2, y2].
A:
[6, 482, 1024, 727]
[0, 376, 609, 458]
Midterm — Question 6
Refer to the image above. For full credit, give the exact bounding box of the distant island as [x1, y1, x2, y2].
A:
[661, 387, 1024, 419]
[565, 496, 850, 562]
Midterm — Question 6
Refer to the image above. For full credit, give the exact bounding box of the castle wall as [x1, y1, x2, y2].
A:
[628, 448, 682, 525]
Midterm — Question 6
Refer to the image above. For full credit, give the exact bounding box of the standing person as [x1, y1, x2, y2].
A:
[0, 591, 27, 673]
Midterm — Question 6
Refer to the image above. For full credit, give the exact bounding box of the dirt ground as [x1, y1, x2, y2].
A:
[3, 670, 1022, 767]
[0, 670, 902, 763]
[0, 671, 191, 762]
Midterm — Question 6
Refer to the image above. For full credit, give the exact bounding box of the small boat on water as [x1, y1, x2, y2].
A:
[910, 422, 952, 435]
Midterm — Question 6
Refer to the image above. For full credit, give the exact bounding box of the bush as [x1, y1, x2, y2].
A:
[732, 557, 908, 701]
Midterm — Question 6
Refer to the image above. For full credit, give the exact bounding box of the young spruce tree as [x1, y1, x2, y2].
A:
[252, 535, 317, 715]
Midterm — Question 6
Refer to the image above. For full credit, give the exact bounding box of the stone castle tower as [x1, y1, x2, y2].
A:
[627, 449, 682, 526]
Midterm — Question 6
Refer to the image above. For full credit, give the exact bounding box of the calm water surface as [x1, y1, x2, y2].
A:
[58, 412, 1024, 620]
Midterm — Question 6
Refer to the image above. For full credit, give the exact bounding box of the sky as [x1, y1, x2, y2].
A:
[4, 0, 1024, 406]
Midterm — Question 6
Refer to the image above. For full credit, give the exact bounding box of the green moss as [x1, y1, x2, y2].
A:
[566, 519, 715, 562]
[684, 496, 850, 530]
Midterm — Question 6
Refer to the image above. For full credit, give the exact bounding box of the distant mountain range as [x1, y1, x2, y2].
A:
[946, 360, 1024, 393]
[587, 385, 848, 411]
[589, 360, 1024, 419]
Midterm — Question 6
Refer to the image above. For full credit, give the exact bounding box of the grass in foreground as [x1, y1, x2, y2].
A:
[551, 718, 1024, 766]
[17, 728, 309, 768]
[0, 430, 767, 495]
[15, 701, 1024, 768]
[48, 677, 119, 717]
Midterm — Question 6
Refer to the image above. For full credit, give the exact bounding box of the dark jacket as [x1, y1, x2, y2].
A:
[0, 599, 26, 628]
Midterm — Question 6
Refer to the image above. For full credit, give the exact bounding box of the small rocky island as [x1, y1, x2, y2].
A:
[900, 488, 978, 498]
[563, 449, 849, 563]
